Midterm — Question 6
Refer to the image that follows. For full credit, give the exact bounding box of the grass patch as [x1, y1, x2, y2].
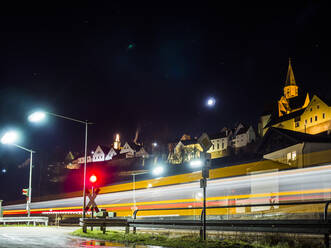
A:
[71, 229, 325, 248]
[72, 228, 270, 248]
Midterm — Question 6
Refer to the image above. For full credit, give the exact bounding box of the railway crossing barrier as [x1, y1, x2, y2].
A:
[80, 217, 129, 234]
[0, 216, 49, 226]
[131, 200, 331, 248]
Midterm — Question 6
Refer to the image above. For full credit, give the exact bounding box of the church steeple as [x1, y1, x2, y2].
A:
[284, 58, 298, 99]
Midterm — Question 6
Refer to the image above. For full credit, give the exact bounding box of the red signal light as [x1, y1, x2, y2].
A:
[90, 174, 97, 183]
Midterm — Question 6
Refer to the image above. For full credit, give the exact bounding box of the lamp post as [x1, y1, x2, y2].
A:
[1, 131, 35, 217]
[28, 111, 92, 218]
[190, 153, 211, 241]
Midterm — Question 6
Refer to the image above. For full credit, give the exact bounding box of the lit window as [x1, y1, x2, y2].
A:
[292, 151, 297, 161]
[310, 117, 312, 123]
[315, 116, 317, 121]
[323, 113, 325, 119]
[287, 152, 291, 163]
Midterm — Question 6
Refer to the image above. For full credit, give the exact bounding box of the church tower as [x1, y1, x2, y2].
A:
[283, 58, 298, 99]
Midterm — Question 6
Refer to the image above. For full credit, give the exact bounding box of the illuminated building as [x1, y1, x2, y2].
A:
[114, 134, 121, 149]
[259, 59, 331, 136]
[259, 127, 331, 168]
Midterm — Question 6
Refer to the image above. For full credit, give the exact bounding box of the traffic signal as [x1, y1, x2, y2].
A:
[90, 174, 97, 184]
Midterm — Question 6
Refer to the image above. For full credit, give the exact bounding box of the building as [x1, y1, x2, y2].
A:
[120, 142, 149, 158]
[168, 134, 203, 164]
[207, 128, 232, 159]
[258, 127, 331, 168]
[231, 123, 256, 149]
[259, 59, 331, 136]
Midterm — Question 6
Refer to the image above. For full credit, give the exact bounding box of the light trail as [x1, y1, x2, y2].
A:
[3, 164, 331, 216]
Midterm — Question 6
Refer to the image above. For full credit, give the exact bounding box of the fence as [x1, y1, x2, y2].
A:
[131, 200, 331, 247]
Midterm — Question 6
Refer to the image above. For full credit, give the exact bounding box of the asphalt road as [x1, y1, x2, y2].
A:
[0, 227, 135, 248]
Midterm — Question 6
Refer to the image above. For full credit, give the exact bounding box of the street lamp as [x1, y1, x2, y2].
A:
[189, 155, 211, 241]
[28, 110, 93, 218]
[1, 130, 35, 217]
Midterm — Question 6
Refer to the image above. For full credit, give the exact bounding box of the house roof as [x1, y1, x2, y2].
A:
[99, 145, 112, 155]
[181, 139, 198, 146]
[236, 126, 249, 135]
[269, 128, 331, 143]
[128, 142, 143, 151]
[287, 94, 307, 110]
[257, 127, 331, 155]
[209, 131, 228, 140]
[262, 127, 331, 145]
[265, 108, 305, 128]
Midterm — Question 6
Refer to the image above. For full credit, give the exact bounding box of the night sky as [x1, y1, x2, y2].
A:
[1, 2, 331, 200]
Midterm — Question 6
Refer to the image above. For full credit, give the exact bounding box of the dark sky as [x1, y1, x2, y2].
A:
[1, 2, 331, 199]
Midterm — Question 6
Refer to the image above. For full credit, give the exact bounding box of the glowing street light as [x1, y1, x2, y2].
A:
[152, 142, 158, 147]
[27, 111, 46, 123]
[152, 165, 164, 176]
[1, 131, 19, 144]
[1, 130, 35, 217]
[28, 110, 92, 218]
[190, 159, 203, 168]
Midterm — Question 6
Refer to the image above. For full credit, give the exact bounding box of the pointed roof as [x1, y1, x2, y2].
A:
[285, 58, 296, 86]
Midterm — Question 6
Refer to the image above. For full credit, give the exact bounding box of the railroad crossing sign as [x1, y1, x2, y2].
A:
[85, 188, 100, 213]
[198, 133, 212, 152]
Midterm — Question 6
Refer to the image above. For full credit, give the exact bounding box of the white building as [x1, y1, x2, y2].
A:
[207, 128, 232, 159]
[231, 123, 256, 148]
[92, 145, 112, 162]
[120, 142, 149, 158]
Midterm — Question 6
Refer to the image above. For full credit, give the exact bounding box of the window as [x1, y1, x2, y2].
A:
[305, 120, 307, 125]
[310, 108, 312, 112]
[222, 143, 224, 149]
[315, 116, 318, 121]
[217, 144, 220, 150]
[310, 117, 312, 123]
[295, 122, 299, 128]
[323, 113, 326, 119]
[317, 105, 320, 109]
[287, 151, 297, 165]
[212, 144, 214, 150]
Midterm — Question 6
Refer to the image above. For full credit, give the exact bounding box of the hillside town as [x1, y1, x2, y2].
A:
[53, 59, 331, 179]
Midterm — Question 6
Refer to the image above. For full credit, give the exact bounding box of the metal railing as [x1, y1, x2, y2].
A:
[0, 217, 49, 226]
[131, 200, 331, 247]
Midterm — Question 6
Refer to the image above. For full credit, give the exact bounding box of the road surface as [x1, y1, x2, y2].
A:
[0, 226, 135, 248]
